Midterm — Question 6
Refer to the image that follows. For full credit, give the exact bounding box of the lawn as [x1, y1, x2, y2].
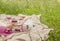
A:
[0, 0, 60, 41]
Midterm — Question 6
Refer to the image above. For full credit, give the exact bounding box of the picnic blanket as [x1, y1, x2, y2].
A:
[0, 14, 53, 41]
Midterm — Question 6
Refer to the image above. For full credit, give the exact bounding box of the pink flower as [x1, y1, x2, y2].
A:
[0, 26, 13, 36]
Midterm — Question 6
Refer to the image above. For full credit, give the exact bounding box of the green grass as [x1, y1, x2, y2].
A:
[0, 0, 60, 41]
